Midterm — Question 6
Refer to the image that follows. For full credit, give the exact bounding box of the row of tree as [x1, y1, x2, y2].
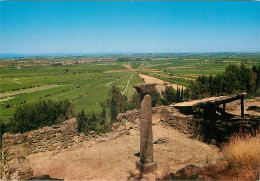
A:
[184, 64, 260, 100]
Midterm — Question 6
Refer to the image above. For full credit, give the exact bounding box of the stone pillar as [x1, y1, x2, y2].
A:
[133, 83, 157, 173]
[140, 94, 153, 164]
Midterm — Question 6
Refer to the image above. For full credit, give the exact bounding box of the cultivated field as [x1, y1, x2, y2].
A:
[0, 62, 143, 122]
[1, 54, 259, 122]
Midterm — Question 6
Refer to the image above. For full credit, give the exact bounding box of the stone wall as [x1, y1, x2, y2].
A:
[2, 118, 78, 180]
[116, 106, 202, 138]
[1, 107, 204, 180]
[159, 106, 202, 137]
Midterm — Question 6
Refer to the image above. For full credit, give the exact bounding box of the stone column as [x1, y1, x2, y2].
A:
[133, 83, 157, 173]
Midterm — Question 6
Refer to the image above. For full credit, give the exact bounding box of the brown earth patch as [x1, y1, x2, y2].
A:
[122, 64, 132, 69]
[26, 115, 219, 180]
[105, 69, 158, 73]
[138, 74, 186, 93]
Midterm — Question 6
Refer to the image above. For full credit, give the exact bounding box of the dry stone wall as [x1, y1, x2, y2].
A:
[116, 106, 202, 138]
[1, 106, 203, 180]
[2, 118, 78, 180]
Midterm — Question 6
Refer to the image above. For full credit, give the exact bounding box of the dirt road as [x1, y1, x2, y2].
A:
[27, 115, 219, 180]
[139, 74, 186, 93]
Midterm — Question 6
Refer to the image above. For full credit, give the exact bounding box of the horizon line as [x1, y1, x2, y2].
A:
[1, 51, 260, 56]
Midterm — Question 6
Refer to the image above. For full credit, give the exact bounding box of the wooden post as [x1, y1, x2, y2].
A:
[241, 94, 244, 118]
[221, 103, 226, 117]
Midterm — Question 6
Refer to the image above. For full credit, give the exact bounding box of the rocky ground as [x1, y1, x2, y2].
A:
[5, 98, 259, 180]
[26, 114, 220, 180]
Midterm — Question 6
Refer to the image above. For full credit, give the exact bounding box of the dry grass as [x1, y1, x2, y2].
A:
[221, 129, 260, 169]
[160, 129, 260, 180]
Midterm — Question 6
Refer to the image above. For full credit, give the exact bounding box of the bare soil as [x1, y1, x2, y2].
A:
[105, 63, 159, 73]
[138, 74, 186, 93]
[122, 64, 133, 69]
[26, 115, 220, 180]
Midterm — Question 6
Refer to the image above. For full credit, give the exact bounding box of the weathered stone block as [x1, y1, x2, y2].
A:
[5, 158, 33, 180]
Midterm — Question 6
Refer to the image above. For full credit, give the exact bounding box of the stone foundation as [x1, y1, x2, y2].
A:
[2, 118, 78, 180]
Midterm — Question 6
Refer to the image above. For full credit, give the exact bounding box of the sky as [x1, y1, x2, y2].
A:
[0, 1, 259, 54]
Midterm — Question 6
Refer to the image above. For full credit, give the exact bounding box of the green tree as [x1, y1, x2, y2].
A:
[181, 87, 184, 102]
[255, 65, 260, 90]
[128, 92, 140, 110]
[107, 84, 128, 122]
[151, 90, 162, 107]
[11, 99, 75, 133]
[110, 94, 118, 122]
[162, 86, 176, 105]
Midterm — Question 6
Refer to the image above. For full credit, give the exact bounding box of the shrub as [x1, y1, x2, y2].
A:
[77, 110, 110, 135]
[161, 86, 176, 105]
[221, 129, 260, 169]
[10, 99, 75, 133]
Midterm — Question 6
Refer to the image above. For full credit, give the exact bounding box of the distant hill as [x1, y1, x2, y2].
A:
[0, 53, 89, 58]
[1, 52, 260, 59]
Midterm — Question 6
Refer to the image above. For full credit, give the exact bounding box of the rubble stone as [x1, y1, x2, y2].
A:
[2, 118, 78, 179]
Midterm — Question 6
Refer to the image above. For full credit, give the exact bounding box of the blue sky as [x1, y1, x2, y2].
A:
[0, 1, 259, 54]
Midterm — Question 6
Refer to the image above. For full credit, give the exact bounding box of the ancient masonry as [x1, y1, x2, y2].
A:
[1, 95, 257, 179]
[2, 118, 78, 180]
[1, 117, 131, 180]
[133, 83, 158, 173]
[117, 106, 202, 140]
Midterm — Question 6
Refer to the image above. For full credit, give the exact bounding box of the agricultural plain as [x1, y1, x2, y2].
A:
[1, 53, 259, 122]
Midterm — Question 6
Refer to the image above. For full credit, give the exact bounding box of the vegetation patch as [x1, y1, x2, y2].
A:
[221, 129, 260, 169]
[3, 99, 75, 134]
[161, 130, 260, 180]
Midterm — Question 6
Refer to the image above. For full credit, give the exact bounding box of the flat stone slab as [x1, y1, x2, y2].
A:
[133, 83, 157, 94]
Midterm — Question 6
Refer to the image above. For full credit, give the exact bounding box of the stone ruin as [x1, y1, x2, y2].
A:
[1, 118, 132, 180]
[133, 83, 158, 173]
[2, 86, 248, 179]
[1, 118, 78, 180]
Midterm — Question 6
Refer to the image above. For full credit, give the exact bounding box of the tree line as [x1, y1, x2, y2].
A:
[0, 99, 76, 148]
[1, 99, 75, 136]
[184, 64, 260, 100]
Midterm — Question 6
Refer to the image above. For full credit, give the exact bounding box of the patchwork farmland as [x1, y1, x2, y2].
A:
[0, 62, 143, 122]
[1, 53, 259, 123]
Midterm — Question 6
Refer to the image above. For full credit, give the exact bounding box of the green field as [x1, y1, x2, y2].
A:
[138, 58, 259, 87]
[1, 53, 259, 122]
[0, 62, 143, 122]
